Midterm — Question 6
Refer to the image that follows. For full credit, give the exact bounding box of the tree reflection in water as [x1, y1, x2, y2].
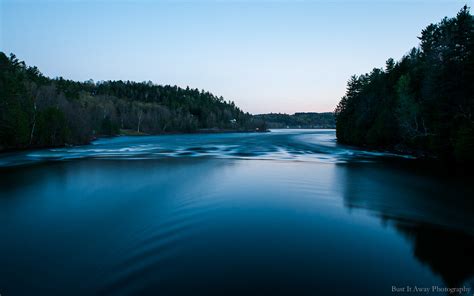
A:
[339, 161, 474, 289]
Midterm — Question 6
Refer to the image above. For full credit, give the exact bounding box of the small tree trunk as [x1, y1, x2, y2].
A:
[30, 102, 37, 145]
[137, 111, 143, 133]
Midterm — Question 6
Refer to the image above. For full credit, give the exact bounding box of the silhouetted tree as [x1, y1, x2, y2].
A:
[335, 6, 474, 163]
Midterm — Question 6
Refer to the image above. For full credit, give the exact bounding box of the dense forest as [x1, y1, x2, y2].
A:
[254, 112, 335, 129]
[335, 6, 474, 163]
[0, 53, 266, 151]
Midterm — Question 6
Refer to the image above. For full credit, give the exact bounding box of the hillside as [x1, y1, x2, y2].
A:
[253, 112, 335, 129]
[0, 53, 266, 151]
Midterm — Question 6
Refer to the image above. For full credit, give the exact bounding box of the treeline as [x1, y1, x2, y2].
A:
[0, 53, 265, 151]
[254, 112, 335, 129]
[335, 6, 474, 163]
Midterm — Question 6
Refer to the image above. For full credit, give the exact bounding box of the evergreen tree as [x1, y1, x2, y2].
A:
[335, 6, 474, 163]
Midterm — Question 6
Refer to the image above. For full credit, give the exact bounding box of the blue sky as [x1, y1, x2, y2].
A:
[1, 0, 471, 114]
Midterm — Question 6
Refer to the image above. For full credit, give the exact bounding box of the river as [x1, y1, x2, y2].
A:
[0, 130, 473, 295]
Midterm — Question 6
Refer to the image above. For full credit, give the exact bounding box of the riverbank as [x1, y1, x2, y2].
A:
[119, 128, 270, 136]
[0, 128, 270, 154]
[338, 140, 474, 172]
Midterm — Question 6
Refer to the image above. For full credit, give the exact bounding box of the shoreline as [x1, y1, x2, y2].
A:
[338, 141, 474, 171]
[0, 128, 271, 154]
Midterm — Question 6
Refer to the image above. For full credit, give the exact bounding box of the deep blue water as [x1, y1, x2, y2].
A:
[0, 130, 473, 295]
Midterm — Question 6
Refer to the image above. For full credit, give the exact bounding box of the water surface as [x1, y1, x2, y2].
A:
[1, 130, 473, 295]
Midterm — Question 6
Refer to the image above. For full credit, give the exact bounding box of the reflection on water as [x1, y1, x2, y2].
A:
[396, 223, 474, 289]
[0, 130, 473, 295]
[339, 161, 474, 292]
[339, 162, 474, 234]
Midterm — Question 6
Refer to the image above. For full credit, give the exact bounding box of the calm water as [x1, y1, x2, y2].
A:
[1, 130, 473, 296]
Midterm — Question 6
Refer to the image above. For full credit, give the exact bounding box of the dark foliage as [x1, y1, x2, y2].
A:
[335, 6, 474, 163]
[0, 53, 262, 151]
[254, 112, 335, 129]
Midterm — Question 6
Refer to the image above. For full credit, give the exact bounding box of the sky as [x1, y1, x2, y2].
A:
[1, 0, 471, 114]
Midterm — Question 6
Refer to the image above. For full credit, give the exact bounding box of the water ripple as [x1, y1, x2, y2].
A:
[0, 129, 414, 167]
